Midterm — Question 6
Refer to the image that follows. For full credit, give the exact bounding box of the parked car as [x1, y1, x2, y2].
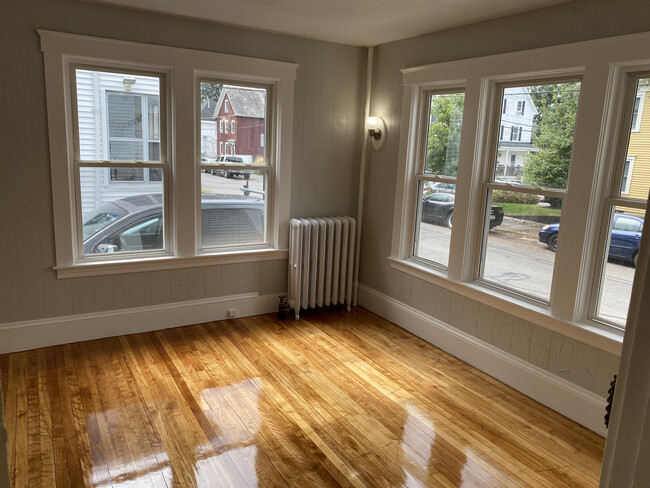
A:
[539, 213, 643, 266]
[82, 193, 264, 254]
[210, 155, 252, 179]
[421, 193, 504, 229]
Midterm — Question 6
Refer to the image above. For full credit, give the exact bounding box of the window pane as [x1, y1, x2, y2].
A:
[621, 80, 650, 198]
[200, 82, 266, 163]
[413, 181, 456, 267]
[80, 167, 164, 255]
[494, 83, 580, 189]
[424, 93, 464, 177]
[200, 170, 267, 248]
[75, 69, 161, 162]
[481, 190, 561, 302]
[596, 207, 642, 326]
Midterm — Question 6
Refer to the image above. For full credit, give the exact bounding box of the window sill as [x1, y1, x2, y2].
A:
[388, 257, 623, 355]
[55, 248, 289, 279]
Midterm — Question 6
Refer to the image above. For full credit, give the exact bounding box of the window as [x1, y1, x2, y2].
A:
[621, 157, 635, 195]
[41, 30, 297, 277]
[517, 100, 526, 115]
[480, 82, 580, 303]
[224, 119, 228, 133]
[592, 76, 649, 328]
[630, 95, 643, 131]
[392, 33, 650, 345]
[219, 120, 224, 133]
[225, 100, 229, 113]
[232, 120, 235, 133]
[412, 91, 465, 268]
[510, 154, 516, 165]
[74, 69, 167, 256]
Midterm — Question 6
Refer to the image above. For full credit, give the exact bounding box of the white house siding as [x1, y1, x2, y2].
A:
[76, 70, 162, 213]
[201, 120, 218, 159]
[496, 88, 539, 180]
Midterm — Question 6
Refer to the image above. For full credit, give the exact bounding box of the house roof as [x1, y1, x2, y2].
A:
[223, 87, 266, 118]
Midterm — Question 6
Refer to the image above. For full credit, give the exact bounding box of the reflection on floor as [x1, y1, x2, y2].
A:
[1, 307, 604, 487]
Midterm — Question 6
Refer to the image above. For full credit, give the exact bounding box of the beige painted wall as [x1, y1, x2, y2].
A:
[359, 0, 650, 397]
[0, 0, 365, 324]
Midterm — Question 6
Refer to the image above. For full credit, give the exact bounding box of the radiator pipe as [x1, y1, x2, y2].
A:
[353, 46, 375, 306]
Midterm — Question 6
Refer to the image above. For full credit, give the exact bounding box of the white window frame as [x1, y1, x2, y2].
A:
[231, 120, 235, 133]
[390, 33, 650, 353]
[219, 120, 224, 133]
[40, 30, 297, 278]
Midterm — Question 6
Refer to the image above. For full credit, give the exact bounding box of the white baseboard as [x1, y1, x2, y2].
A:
[358, 284, 608, 437]
[0, 293, 279, 354]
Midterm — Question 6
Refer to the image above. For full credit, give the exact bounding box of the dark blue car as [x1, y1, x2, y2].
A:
[539, 213, 643, 267]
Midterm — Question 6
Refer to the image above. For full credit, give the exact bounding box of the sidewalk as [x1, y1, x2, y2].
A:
[496, 216, 543, 240]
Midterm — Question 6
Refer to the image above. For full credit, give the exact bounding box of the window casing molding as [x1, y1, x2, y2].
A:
[392, 31, 650, 347]
[40, 30, 297, 277]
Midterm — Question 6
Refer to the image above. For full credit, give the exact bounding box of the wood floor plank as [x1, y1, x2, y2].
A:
[1, 307, 605, 487]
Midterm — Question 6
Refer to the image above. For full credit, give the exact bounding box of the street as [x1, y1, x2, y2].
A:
[200, 170, 265, 198]
[416, 221, 634, 326]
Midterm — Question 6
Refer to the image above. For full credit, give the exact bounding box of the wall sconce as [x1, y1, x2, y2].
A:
[122, 78, 136, 91]
[367, 116, 386, 150]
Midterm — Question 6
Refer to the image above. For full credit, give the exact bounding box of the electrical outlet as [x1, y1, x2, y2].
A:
[227, 308, 238, 319]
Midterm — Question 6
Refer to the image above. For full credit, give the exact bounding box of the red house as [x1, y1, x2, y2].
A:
[202, 86, 266, 160]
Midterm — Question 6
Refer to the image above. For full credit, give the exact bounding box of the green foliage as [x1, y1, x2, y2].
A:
[201, 83, 222, 103]
[492, 190, 539, 204]
[523, 83, 580, 206]
[498, 203, 562, 217]
[425, 94, 465, 176]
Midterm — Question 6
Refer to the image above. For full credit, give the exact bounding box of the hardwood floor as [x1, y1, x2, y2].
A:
[1, 307, 604, 487]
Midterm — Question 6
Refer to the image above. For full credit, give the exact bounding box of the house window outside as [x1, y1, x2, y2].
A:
[231, 120, 235, 133]
[480, 82, 580, 302]
[219, 141, 223, 155]
[593, 77, 649, 327]
[621, 157, 635, 195]
[219, 120, 223, 133]
[106, 91, 161, 182]
[41, 30, 296, 275]
[225, 100, 229, 113]
[412, 91, 465, 268]
[224, 120, 228, 134]
[502, 99, 507, 114]
[631, 96, 642, 131]
[517, 100, 526, 115]
[499, 125, 504, 140]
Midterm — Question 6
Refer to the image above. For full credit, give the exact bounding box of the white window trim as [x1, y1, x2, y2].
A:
[391, 31, 650, 348]
[40, 30, 297, 278]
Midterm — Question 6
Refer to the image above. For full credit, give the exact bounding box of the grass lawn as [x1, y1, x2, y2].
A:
[497, 202, 562, 217]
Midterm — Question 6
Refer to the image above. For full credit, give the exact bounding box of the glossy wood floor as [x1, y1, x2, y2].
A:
[1, 308, 604, 487]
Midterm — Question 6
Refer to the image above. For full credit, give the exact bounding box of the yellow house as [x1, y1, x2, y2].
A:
[623, 82, 650, 209]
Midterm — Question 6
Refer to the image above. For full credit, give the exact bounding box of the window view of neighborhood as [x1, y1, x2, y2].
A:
[199, 83, 268, 249]
[74, 71, 270, 257]
[416, 80, 647, 326]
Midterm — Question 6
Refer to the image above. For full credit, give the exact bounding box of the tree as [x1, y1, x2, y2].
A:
[200, 83, 222, 103]
[523, 83, 580, 207]
[425, 94, 465, 176]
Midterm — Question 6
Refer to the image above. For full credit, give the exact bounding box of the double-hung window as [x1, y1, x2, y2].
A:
[40, 31, 296, 277]
[412, 91, 465, 268]
[392, 33, 650, 347]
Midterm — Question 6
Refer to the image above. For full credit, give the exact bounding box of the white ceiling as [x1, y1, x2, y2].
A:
[96, 0, 569, 46]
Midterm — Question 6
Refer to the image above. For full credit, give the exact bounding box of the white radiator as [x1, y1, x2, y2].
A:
[288, 217, 356, 319]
